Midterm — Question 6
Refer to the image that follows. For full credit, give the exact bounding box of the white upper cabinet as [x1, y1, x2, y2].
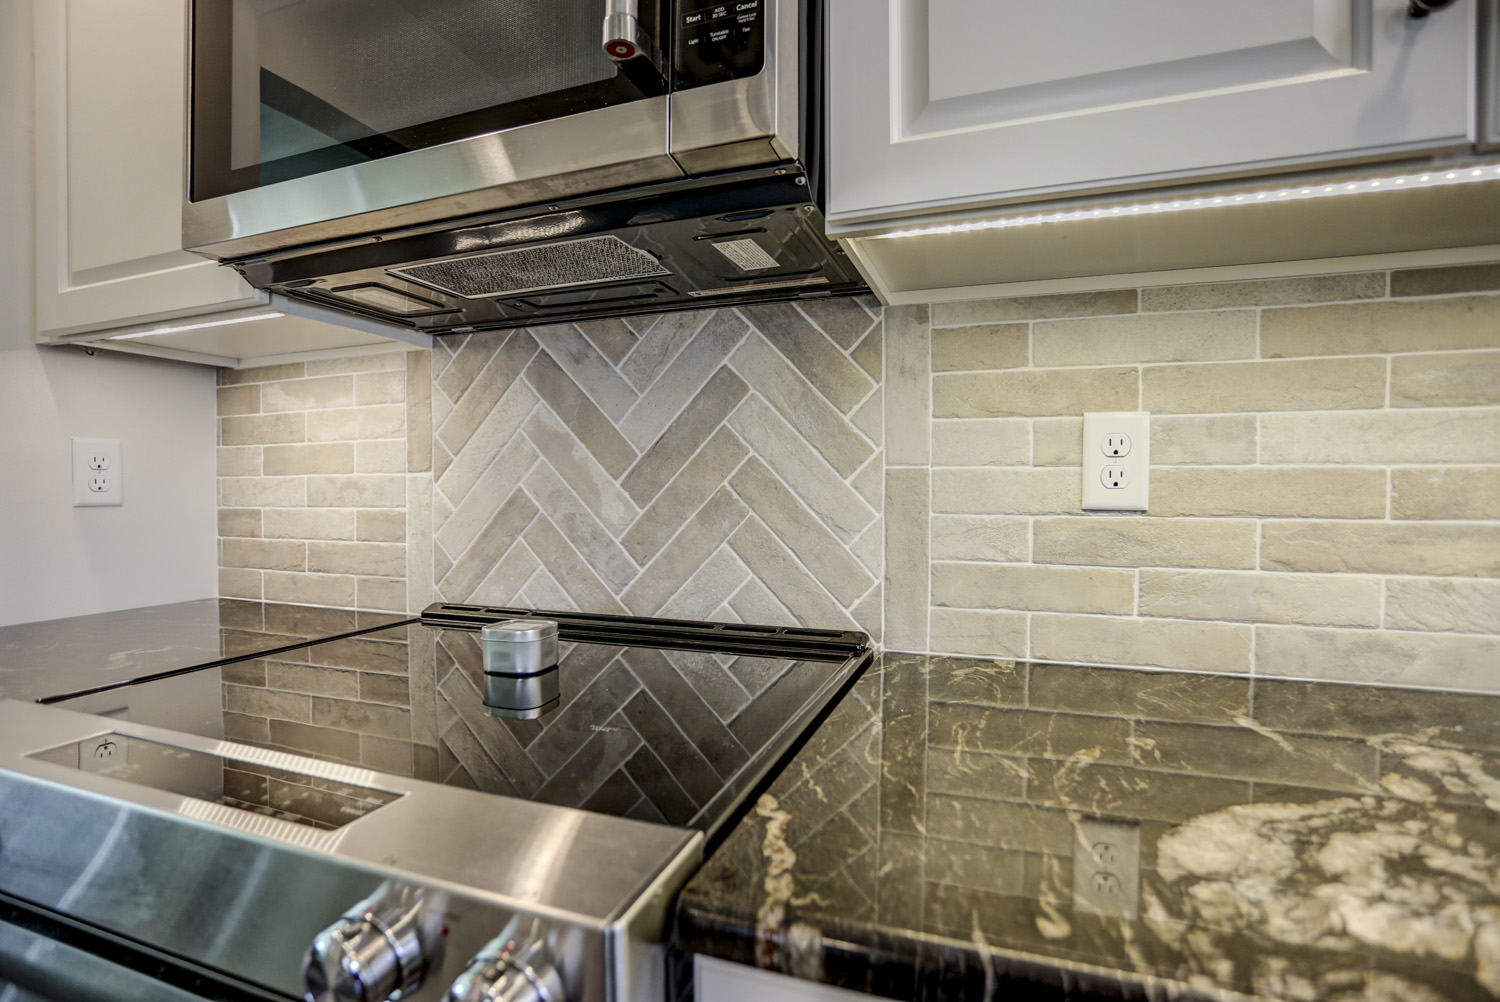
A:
[33, 0, 428, 367]
[33, 0, 265, 339]
[828, 0, 1479, 231]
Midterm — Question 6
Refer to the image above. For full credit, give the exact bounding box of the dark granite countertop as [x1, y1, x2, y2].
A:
[0, 600, 410, 702]
[677, 653, 1500, 1002]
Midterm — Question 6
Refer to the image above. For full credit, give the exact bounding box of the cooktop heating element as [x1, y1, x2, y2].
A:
[0, 605, 871, 1002]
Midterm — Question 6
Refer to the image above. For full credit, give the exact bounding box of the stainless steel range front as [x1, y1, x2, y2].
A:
[0, 606, 870, 1002]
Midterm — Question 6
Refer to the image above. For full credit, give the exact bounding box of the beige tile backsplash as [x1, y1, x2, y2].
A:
[217, 264, 1500, 692]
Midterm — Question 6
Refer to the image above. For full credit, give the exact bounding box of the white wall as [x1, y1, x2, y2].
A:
[0, 0, 218, 626]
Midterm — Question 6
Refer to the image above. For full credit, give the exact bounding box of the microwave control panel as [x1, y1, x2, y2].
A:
[675, 0, 765, 88]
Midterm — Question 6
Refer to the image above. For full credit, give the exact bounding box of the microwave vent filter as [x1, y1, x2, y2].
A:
[390, 235, 670, 299]
[711, 237, 779, 272]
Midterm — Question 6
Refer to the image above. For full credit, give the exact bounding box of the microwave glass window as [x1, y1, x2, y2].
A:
[192, 0, 666, 201]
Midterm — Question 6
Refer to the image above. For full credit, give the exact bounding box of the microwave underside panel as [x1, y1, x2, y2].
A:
[389, 235, 671, 299]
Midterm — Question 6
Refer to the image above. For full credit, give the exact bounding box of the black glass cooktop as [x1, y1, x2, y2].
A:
[50, 606, 870, 842]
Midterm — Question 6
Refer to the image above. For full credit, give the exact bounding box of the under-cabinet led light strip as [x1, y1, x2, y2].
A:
[107, 311, 284, 340]
[877, 164, 1500, 240]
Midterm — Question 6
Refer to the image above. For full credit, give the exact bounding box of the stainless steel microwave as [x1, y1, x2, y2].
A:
[180, 0, 865, 334]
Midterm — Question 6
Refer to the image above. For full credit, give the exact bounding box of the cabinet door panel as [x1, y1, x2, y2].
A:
[831, 0, 1476, 227]
[36, 0, 261, 338]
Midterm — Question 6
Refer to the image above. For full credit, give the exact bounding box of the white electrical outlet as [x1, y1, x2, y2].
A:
[1082, 413, 1149, 511]
[72, 437, 122, 506]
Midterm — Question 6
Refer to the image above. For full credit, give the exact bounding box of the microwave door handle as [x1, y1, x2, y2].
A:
[603, 0, 667, 90]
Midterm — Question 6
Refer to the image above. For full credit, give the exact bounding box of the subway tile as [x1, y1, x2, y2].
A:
[934, 467, 1079, 515]
[1134, 720, 1379, 792]
[439, 492, 539, 602]
[435, 437, 537, 558]
[850, 325, 882, 380]
[621, 311, 747, 447]
[623, 367, 748, 506]
[930, 703, 1131, 762]
[266, 720, 362, 764]
[222, 538, 305, 572]
[1139, 570, 1382, 627]
[621, 427, 747, 564]
[1150, 415, 1258, 465]
[883, 305, 931, 465]
[216, 384, 260, 416]
[516, 403, 636, 536]
[1392, 468, 1500, 519]
[1391, 350, 1500, 407]
[306, 475, 406, 508]
[219, 567, 262, 600]
[574, 318, 639, 366]
[1031, 613, 1252, 673]
[1032, 417, 1082, 466]
[1256, 625, 1500, 692]
[219, 362, 305, 386]
[262, 508, 357, 541]
[219, 477, 304, 510]
[1261, 521, 1500, 576]
[352, 370, 405, 407]
[434, 335, 501, 406]
[658, 548, 749, 622]
[218, 508, 261, 539]
[1391, 263, 1500, 297]
[726, 518, 853, 630]
[1143, 357, 1386, 413]
[931, 323, 1028, 371]
[311, 696, 411, 738]
[1141, 273, 1385, 311]
[1385, 578, 1500, 634]
[308, 542, 405, 577]
[357, 577, 407, 613]
[1261, 408, 1500, 464]
[1252, 680, 1500, 748]
[797, 297, 879, 350]
[932, 563, 1134, 614]
[619, 310, 706, 390]
[1028, 664, 1249, 724]
[261, 375, 354, 412]
[523, 462, 638, 593]
[306, 405, 405, 442]
[1150, 467, 1387, 518]
[305, 354, 404, 376]
[1261, 295, 1500, 356]
[1034, 310, 1256, 367]
[263, 572, 356, 608]
[932, 290, 1137, 325]
[220, 413, 304, 446]
[728, 334, 875, 477]
[265, 663, 360, 700]
[1033, 517, 1257, 569]
[262, 443, 354, 476]
[216, 446, 261, 477]
[729, 457, 875, 606]
[739, 302, 875, 413]
[931, 419, 1030, 467]
[355, 440, 407, 474]
[935, 367, 1137, 418]
[436, 331, 537, 455]
[725, 394, 876, 543]
[360, 672, 410, 706]
[884, 469, 930, 652]
[930, 515, 1029, 562]
[621, 489, 746, 615]
[927, 609, 1026, 659]
[224, 684, 310, 722]
[357, 509, 406, 543]
[405, 351, 432, 474]
[1026, 759, 1250, 823]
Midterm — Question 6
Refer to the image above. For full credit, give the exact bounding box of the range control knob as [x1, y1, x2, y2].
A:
[305, 883, 445, 1002]
[448, 917, 565, 1002]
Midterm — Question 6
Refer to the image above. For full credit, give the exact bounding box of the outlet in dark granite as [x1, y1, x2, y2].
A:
[676, 656, 1500, 1002]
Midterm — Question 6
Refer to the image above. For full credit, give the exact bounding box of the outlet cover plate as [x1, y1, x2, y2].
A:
[1082, 412, 1149, 511]
[72, 437, 122, 506]
[1074, 816, 1141, 918]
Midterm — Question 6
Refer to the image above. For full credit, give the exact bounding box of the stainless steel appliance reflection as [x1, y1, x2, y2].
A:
[0, 606, 870, 1002]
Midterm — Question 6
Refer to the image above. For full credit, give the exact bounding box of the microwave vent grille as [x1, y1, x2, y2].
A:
[391, 235, 670, 299]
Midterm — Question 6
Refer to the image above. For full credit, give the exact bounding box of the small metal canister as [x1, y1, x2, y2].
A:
[481, 619, 560, 719]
